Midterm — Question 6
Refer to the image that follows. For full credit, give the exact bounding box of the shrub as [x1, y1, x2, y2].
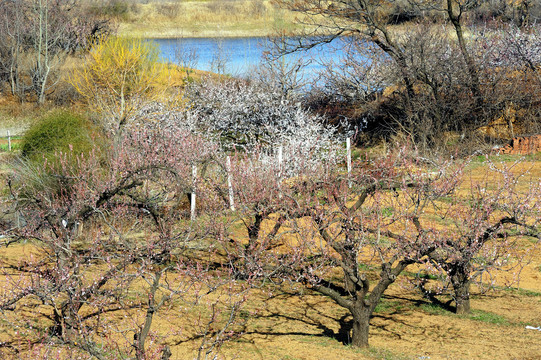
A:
[21, 111, 103, 164]
[70, 36, 166, 136]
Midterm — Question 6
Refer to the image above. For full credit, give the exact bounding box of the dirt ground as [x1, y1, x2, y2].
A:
[1, 243, 539, 360]
[207, 262, 541, 360]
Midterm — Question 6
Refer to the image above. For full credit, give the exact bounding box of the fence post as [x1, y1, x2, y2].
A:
[191, 164, 197, 221]
[226, 156, 235, 211]
[277, 145, 283, 199]
[346, 138, 352, 187]
[7, 130, 11, 152]
[278, 145, 283, 174]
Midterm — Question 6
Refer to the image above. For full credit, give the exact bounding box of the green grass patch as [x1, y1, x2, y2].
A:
[466, 309, 509, 325]
[374, 299, 404, 314]
[351, 148, 364, 162]
[501, 286, 541, 297]
[421, 212, 459, 227]
[419, 302, 448, 316]
[420, 302, 510, 325]
[436, 195, 456, 204]
[402, 270, 440, 280]
[381, 207, 394, 217]
[469, 152, 541, 167]
[0, 140, 22, 151]
[358, 263, 379, 272]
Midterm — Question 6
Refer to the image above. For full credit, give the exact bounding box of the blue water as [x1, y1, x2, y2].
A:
[151, 37, 347, 83]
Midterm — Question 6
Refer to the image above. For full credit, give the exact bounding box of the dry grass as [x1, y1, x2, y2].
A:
[113, 0, 306, 38]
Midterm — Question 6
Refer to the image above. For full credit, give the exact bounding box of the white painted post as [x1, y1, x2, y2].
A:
[277, 145, 283, 199]
[277, 145, 283, 174]
[7, 130, 11, 152]
[346, 138, 352, 187]
[226, 156, 235, 211]
[191, 164, 197, 221]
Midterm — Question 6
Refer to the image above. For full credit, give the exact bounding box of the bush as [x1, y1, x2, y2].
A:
[70, 36, 165, 136]
[21, 111, 102, 164]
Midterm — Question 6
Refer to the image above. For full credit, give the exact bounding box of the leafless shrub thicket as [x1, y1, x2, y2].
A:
[273, 0, 541, 156]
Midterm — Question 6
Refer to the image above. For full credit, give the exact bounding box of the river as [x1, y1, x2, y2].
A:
[151, 37, 348, 85]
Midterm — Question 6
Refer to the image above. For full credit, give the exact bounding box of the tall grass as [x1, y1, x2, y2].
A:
[108, 0, 305, 38]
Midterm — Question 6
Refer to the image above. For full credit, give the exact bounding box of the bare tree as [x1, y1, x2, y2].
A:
[0, 0, 29, 97]
[272, 0, 417, 102]
[174, 37, 199, 78]
[210, 36, 231, 75]
[253, 34, 312, 98]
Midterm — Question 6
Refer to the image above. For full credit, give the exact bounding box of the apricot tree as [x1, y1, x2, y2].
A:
[0, 120, 245, 359]
[219, 148, 540, 347]
[215, 149, 439, 348]
[421, 159, 541, 314]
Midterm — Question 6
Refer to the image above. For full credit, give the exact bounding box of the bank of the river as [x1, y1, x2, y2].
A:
[116, 0, 304, 39]
[113, 0, 424, 40]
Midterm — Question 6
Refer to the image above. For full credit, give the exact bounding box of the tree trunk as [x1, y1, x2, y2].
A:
[453, 283, 471, 314]
[350, 308, 370, 348]
[344, 271, 356, 294]
[446, 0, 482, 111]
[451, 273, 471, 314]
[135, 270, 162, 360]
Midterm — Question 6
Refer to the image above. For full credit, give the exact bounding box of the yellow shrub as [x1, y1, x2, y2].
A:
[70, 37, 169, 134]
